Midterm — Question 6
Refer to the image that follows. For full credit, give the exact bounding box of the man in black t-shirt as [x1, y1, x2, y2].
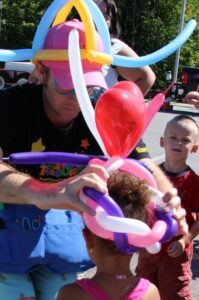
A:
[0, 19, 186, 300]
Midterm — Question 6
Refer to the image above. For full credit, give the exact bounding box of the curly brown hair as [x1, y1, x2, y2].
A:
[86, 170, 152, 254]
[108, 171, 151, 222]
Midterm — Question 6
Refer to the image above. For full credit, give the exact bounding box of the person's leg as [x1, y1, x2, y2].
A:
[31, 266, 77, 300]
[0, 272, 36, 299]
[157, 247, 193, 300]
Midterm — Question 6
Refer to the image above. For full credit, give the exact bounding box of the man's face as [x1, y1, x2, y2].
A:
[42, 69, 81, 127]
[42, 67, 103, 128]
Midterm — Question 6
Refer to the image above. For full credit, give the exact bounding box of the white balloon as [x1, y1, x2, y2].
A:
[104, 157, 124, 174]
[149, 186, 176, 215]
[146, 243, 161, 254]
[96, 208, 150, 235]
[94, 207, 166, 252]
[68, 28, 108, 156]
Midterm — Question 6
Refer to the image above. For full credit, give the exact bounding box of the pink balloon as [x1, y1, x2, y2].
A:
[144, 93, 165, 131]
[120, 159, 157, 188]
[95, 81, 146, 157]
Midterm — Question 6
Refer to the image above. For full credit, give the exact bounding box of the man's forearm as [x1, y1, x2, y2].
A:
[0, 161, 39, 205]
[140, 158, 173, 192]
[0, 161, 109, 214]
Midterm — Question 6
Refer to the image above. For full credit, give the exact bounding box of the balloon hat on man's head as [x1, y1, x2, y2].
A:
[0, 0, 197, 67]
[40, 19, 108, 90]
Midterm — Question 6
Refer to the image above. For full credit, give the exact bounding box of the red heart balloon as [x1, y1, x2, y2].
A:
[95, 81, 146, 157]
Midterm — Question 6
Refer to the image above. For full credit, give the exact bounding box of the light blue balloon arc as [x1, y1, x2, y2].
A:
[113, 19, 197, 67]
[32, 0, 67, 51]
[85, 0, 112, 54]
[0, 49, 35, 62]
[33, 0, 112, 54]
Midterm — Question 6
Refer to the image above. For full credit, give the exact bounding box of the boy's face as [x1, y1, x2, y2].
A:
[160, 120, 198, 161]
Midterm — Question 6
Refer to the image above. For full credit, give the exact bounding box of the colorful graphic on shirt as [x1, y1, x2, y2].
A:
[31, 138, 46, 152]
[30, 135, 88, 181]
[80, 138, 90, 150]
[38, 163, 83, 181]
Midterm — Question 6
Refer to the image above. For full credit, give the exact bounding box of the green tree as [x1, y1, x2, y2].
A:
[116, 0, 199, 89]
[1, 0, 51, 48]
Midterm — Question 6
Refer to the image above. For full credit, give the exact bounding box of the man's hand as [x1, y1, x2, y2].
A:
[34, 164, 109, 215]
[163, 188, 188, 235]
[184, 91, 199, 109]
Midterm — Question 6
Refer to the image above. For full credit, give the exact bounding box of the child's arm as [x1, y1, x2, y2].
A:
[167, 213, 199, 257]
[140, 158, 173, 193]
[142, 282, 161, 300]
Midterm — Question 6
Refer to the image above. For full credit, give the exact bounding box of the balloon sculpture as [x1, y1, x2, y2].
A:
[10, 152, 177, 254]
[0, 0, 197, 67]
[2, 0, 196, 253]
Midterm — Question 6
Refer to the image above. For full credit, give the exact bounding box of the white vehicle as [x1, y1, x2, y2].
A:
[0, 61, 35, 90]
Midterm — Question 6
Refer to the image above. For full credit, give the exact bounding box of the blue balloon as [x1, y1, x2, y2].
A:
[32, 0, 68, 51]
[0, 0, 196, 67]
[85, 0, 112, 54]
[113, 19, 197, 67]
[0, 49, 35, 62]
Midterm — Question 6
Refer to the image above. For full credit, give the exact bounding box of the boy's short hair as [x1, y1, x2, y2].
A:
[169, 114, 198, 130]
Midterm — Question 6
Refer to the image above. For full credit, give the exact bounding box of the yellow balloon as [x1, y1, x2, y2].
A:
[33, 0, 113, 66]
[52, 2, 73, 27]
[52, 0, 97, 51]
[32, 49, 112, 65]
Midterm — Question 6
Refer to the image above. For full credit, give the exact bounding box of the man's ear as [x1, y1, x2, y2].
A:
[34, 63, 48, 83]
[191, 144, 199, 153]
[160, 136, 164, 148]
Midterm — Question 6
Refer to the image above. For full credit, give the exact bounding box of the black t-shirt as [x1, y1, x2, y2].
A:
[0, 83, 150, 181]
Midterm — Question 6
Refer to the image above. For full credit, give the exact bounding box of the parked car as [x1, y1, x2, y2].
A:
[0, 61, 34, 90]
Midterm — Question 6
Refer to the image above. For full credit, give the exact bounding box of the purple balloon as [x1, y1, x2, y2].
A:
[155, 208, 178, 243]
[84, 187, 139, 253]
[9, 152, 178, 253]
[9, 152, 105, 165]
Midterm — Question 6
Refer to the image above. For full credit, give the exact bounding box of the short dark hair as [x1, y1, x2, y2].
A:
[170, 114, 198, 130]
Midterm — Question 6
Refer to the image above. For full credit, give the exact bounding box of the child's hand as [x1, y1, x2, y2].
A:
[167, 239, 186, 257]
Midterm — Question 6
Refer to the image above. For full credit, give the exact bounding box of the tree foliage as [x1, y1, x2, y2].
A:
[0, 0, 198, 89]
[116, 0, 199, 88]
